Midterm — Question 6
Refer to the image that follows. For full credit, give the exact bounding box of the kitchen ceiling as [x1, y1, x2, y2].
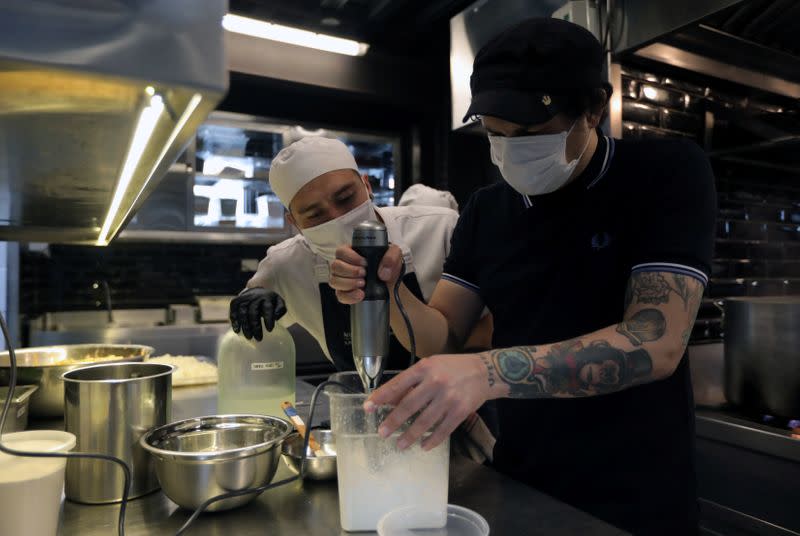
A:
[704, 0, 800, 57]
[228, 0, 475, 55]
[627, 0, 800, 92]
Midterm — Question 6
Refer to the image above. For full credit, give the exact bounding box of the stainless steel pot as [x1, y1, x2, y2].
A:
[62, 362, 173, 503]
[0, 344, 154, 417]
[721, 297, 800, 417]
[0, 385, 38, 432]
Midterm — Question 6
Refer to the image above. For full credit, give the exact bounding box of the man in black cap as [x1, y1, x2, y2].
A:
[331, 17, 715, 534]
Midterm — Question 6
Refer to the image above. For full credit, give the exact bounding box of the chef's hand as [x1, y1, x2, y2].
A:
[329, 244, 404, 304]
[364, 354, 494, 451]
[229, 288, 287, 341]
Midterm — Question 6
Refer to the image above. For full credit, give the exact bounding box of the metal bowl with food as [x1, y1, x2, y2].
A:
[0, 344, 155, 417]
[140, 414, 292, 512]
[281, 429, 337, 481]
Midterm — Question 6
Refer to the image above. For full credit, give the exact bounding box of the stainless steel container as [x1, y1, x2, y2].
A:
[140, 414, 292, 511]
[0, 344, 154, 417]
[62, 362, 173, 503]
[723, 297, 800, 417]
[0, 385, 39, 433]
[281, 430, 337, 481]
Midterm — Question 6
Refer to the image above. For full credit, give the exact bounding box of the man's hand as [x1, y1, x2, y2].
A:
[364, 354, 496, 451]
[229, 288, 287, 341]
[329, 244, 404, 304]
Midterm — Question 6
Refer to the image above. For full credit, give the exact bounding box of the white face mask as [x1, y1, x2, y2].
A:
[300, 198, 377, 262]
[489, 122, 590, 196]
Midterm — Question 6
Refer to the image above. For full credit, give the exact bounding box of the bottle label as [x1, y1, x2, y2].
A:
[251, 362, 284, 371]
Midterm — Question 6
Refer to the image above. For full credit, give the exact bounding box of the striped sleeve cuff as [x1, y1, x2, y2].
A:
[631, 262, 709, 286]
[441, 273, 480, 293]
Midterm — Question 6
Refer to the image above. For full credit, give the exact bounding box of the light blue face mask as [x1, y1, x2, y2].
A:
[489, 121, 590, 196]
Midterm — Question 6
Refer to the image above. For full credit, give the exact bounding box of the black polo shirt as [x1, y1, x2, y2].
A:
[443, 134, 716, 535]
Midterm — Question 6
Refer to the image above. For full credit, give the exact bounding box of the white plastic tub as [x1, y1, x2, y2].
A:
[0, 430, 76, 536]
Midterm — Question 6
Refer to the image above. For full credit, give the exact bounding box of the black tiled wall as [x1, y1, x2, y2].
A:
[20, 242, 268, 316]
[621, 65, 800, 342]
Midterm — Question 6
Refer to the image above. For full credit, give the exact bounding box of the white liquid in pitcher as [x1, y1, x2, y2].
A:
[336, 432, 449, 532]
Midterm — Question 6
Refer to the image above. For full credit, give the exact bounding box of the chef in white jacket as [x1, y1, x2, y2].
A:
[230, 136, 474, 371]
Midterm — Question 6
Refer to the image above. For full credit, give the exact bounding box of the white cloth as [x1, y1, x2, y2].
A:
[246, 205, 459, 362]
[269, 137, 360, 208]
[398, 184, 459, 211]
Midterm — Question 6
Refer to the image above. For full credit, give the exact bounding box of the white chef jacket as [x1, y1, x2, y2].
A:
[246, 205, 459, 364]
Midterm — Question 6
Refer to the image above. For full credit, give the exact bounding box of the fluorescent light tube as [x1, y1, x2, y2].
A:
[113, 93, 204, 237]
[97, 93, 165, 245]
[222, 13, 369, 56]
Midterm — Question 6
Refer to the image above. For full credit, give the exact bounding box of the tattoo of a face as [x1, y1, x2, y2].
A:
[616, 308, 666, 346]
[488, 341, 652, 398]
[480, 353, 496, 388]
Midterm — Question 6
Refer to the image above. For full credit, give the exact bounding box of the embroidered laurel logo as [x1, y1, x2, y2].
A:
[542, 95, 552, 106]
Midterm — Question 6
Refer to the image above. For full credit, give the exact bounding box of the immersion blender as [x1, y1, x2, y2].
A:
[350, 221, 390, 392]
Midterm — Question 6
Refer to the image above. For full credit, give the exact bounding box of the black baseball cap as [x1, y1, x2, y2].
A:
[463, 17, 606, 125]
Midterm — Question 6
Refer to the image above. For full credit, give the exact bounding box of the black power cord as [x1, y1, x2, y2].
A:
[0, 310, 132, 536]
[394, 261, 417, 368]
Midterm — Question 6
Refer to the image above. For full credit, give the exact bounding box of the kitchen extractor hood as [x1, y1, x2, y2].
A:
[0, 0, 228, 245]
[618, 0, 800, 99]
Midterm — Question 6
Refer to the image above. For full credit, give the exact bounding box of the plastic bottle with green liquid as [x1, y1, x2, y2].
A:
[217, 322, 296, 419]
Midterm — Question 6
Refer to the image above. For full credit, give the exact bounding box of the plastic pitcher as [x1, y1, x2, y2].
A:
[329, 371, 449, 532]
[217, 325, 296, 419]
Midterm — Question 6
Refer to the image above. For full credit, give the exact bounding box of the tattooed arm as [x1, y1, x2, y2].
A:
[365, 271, 704, 449]
[483, 271, 703, 399]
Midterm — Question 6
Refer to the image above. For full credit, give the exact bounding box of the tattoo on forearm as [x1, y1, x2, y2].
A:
[487, 340, 653, 398]
[626, 271, 704, 349]
[681, 326, 692, 347]
[616, 308, 666, 346]
[671, 274, 691, 310]
[480, 353, 496, 388]
[627, 272, 695, 310]
[681, 287, 703, 346]
[629, 272, 672, 305]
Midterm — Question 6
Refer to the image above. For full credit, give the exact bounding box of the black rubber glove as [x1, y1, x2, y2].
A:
[229, 288, 287, 341]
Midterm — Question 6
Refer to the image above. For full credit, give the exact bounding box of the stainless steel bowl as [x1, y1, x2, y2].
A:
[140, 414, 292, 512]
[0, 385, 39, 433]
[0, 344, 154, 417]
[281, 430, 337, 481]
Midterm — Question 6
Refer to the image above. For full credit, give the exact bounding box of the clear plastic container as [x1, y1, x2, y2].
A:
[378, 504, 490, 536]
[217, 325, 295, 419]
[329, 371, 449, 532]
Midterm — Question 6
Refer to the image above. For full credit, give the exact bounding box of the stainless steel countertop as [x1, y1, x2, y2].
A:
[696, 408, 800, 463]
[44, 381, 628, 536]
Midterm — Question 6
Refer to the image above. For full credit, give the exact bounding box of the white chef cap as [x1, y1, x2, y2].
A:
[269, 137, 360, 208]
[398, 184, 459, 212]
